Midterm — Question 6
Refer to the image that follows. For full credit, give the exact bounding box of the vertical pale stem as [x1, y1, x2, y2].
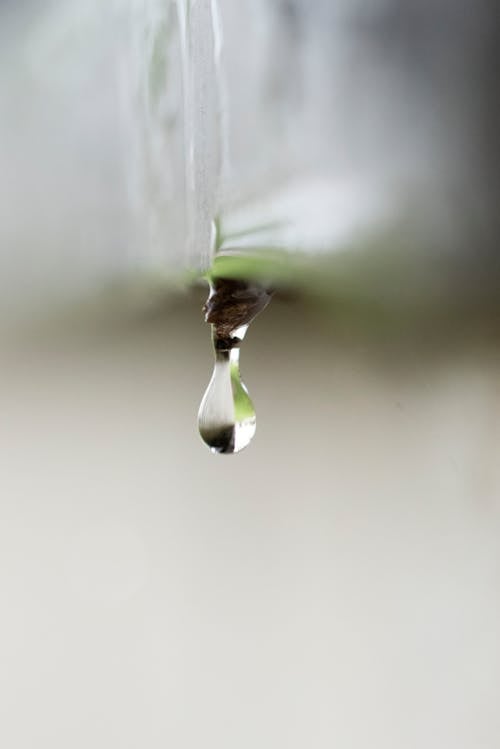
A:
[176, 0, 224, 272]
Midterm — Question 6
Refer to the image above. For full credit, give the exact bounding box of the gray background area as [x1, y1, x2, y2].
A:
[1, 296, 499, 748]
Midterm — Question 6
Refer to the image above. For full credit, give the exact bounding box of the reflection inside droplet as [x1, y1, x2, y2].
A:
[198, 325, 256, 454]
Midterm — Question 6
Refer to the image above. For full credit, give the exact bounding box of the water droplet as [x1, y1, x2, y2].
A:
[198, 325, 256, 454]
[198, 278, 272, 454]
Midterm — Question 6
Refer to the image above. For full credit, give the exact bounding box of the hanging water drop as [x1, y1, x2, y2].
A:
[198, 324, 255, 454]
[198, 277, 272, 454]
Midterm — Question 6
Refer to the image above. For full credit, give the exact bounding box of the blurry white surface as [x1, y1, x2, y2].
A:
[1, 0, 489, 317]
[0, 307, 499, 748]
[221, 175, 394, 254]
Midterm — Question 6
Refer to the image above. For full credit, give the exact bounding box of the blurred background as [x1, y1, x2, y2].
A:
[1, 1, 500, 747]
